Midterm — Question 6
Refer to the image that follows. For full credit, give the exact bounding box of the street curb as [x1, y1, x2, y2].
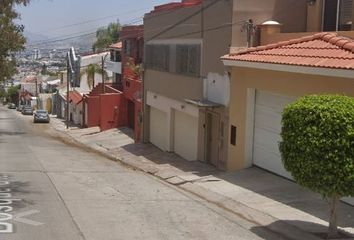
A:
[48, 124, 324, 240]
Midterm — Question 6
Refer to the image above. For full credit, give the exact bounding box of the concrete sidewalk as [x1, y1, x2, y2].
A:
[48, 117, 354, 240]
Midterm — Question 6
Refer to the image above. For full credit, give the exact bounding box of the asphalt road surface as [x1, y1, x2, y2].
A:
[0, 106, 285, 240]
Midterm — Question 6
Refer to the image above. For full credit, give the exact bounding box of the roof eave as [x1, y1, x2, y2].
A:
[222, 59, 354, 79]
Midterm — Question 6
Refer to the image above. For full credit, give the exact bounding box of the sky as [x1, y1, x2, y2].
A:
[16, 0, 172, 38]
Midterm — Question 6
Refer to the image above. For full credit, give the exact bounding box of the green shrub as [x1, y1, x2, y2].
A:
[279, 95, 354, 237]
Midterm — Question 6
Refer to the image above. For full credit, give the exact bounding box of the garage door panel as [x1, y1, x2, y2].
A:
[174, 110, 198, 161]
[150, 107, 167, 151]
[253, 91, 295, 179]
[254, 146, 292, 179]
[254, 90, 354, 205]
[254, 106, 283, 134]
[256, 91, 296, 113]
[254, 128, 282, 155]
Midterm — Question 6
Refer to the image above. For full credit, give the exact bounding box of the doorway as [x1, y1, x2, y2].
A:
[127, 100, 135, 130]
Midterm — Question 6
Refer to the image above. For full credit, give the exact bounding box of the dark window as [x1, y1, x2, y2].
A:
[115, 51, 121, 62]
[146, 44, 170, 71]
[323, 0, 353, 31]
[110, 50, 115, 61]
[110, 50, 121, 62]
[125, 81, 130, 87]
[114, 73, 121, 83]
[230, 125, 237, 146]
[176, 44, 201, 77]
[124, 40, 132, 56]
[137, 39, 144, 64]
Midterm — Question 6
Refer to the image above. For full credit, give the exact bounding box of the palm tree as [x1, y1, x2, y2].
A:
[80, 64, 107, 90]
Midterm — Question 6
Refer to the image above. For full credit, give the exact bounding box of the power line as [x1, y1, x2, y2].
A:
[156, 20, 247, 40]
[146, 0, 223, 42]
[26, 31, 96, 47]
[31, 8, 149, 34]
[26, 0, 247, 49]
[26, 1, 219, 48]
[26, 16, 144, 48]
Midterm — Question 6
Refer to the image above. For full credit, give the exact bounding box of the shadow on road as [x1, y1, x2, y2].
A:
[251, 220, 354, 240]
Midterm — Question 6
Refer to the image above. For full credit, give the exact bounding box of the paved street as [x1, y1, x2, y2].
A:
[0, 106, 286, 240]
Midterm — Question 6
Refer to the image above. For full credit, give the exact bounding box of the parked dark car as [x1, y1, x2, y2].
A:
[7, 103, 16, 109]
[22, 106, 33, 115]
[33, 110, 50, 123]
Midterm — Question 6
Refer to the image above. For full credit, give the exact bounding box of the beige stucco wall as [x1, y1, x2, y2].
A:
[202, 0, 233, 75]
[231, 0, 308, 47]
[306, 0, 323, 32]
[228, 66, 354, 171]
[144, 0, 233, 95]
[144, 70, 203, 102]
[260, 30, 354, 45]
[144, 4, 202, 41]
[260, 0, 354, 45]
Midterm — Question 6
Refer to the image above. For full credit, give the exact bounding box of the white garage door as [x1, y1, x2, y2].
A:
[253, 91, 296, 179]
[174, 110, 198, 161]
[149, 107, 168, 151]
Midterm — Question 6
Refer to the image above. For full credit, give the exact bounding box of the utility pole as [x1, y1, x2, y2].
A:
[245, 19, 256, 48]
[101, 53, 109, 94]
[102, 56, 105, 94]
[66, 52, 70, 130]
[35, 77, 38, 109]
[66, 71, 69, 129]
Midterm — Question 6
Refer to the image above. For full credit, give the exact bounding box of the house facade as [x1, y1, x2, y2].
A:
[142, 0, 308, 169]
[68, 90, 84, 126]
[121, 25, 144, 142]
[221, 0, 354, 173]
[82, 26, 144, 138]
[223, 32, 354, 176]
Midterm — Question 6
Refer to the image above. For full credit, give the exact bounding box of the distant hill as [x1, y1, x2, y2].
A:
[24, 31, 49, 44]
[25, 31, 96, 52]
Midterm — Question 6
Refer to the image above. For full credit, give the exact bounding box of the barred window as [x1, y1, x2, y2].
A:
[146, 44, 170, 71]
[176, 44, 201, 77]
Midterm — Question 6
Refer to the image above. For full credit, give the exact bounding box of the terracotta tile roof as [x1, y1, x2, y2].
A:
[109, 41, 122, 49]
[222, 32, 354, 70]
[68, 90, 83, 105]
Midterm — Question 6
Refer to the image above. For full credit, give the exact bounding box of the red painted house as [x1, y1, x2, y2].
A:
[82, 25, 144, 142]
[83, 83, 126, 131]
[121, 25, 144, 142]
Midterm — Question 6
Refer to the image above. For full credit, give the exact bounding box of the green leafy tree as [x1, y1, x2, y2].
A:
[80, 64, 107, 90]
[0, 88, 6, 102]
[92, 22, 121, 52]
[6, 85, 20, 103]
[279, 95, 354, 238]
[0, 0, 31, 82]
